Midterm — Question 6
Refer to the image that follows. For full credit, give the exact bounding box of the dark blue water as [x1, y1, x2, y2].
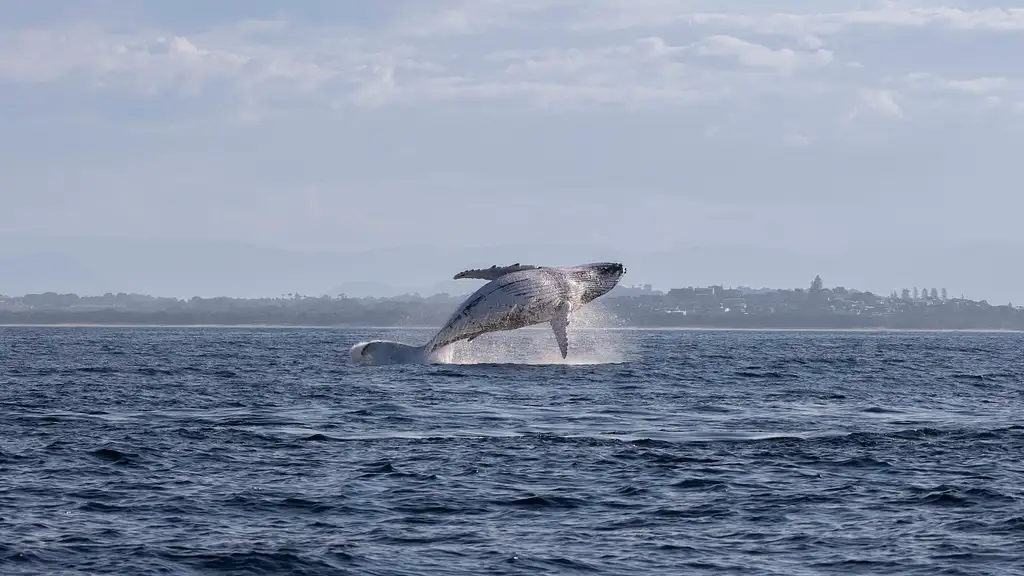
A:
[1, 327, 1023, 575]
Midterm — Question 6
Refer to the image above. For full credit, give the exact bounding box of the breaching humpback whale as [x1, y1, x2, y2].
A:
[349, 262, 626, 365]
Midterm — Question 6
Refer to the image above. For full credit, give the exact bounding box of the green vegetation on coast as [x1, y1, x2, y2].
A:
[2, 276, 1021, 330]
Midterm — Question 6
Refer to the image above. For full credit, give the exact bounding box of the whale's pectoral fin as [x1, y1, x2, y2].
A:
[453, 264, 540, 281]
[550, 303, 570, 359]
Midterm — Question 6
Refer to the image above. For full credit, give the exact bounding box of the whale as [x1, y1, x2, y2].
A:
[349, 261, 626, 365]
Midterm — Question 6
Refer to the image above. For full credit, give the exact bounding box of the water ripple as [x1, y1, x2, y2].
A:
[0, 327, 1022, 575]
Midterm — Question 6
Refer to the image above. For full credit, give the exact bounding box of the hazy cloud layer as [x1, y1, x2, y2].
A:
[3, 1, 1021, 111]
[1, 0, 1022, 298]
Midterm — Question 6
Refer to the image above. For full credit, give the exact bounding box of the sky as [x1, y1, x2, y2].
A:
[1, 0, 1023, 300]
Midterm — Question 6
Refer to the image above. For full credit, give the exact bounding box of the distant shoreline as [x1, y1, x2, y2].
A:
[5, 284, 1021, 332]
[1, 323, 1021, 334]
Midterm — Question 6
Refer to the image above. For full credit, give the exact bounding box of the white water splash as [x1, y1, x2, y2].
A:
[437, 300, 629, 365]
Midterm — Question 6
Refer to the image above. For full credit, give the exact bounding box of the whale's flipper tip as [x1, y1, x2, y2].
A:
[550, 303, 570, 359]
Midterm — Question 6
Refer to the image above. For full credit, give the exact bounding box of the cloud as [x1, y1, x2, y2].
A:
[573, 4, 1024, 36]
[891, 72, 1023, 113]
[858, 88, 903, 118]
[696, 35, 833, 71]
[945, 77, 1009, 94]
[0, 23, 339, 99]
[0, 1, 1021, 123]
[387, 0, 561, 37]
[904, 72, 1010, 94]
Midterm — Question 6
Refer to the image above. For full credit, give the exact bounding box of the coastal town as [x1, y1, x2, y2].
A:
[603, 276, 1022, 330]
[1, 276, 1021, 330]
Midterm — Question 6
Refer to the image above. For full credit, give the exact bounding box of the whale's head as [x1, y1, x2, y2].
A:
[572, 262, 627, 304]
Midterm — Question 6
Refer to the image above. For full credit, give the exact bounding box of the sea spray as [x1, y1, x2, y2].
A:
[438, 300, 629, 365]
[348, 301, 629, 366]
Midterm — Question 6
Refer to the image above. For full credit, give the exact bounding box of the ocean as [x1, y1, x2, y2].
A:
[1, 326, 1022, 575]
